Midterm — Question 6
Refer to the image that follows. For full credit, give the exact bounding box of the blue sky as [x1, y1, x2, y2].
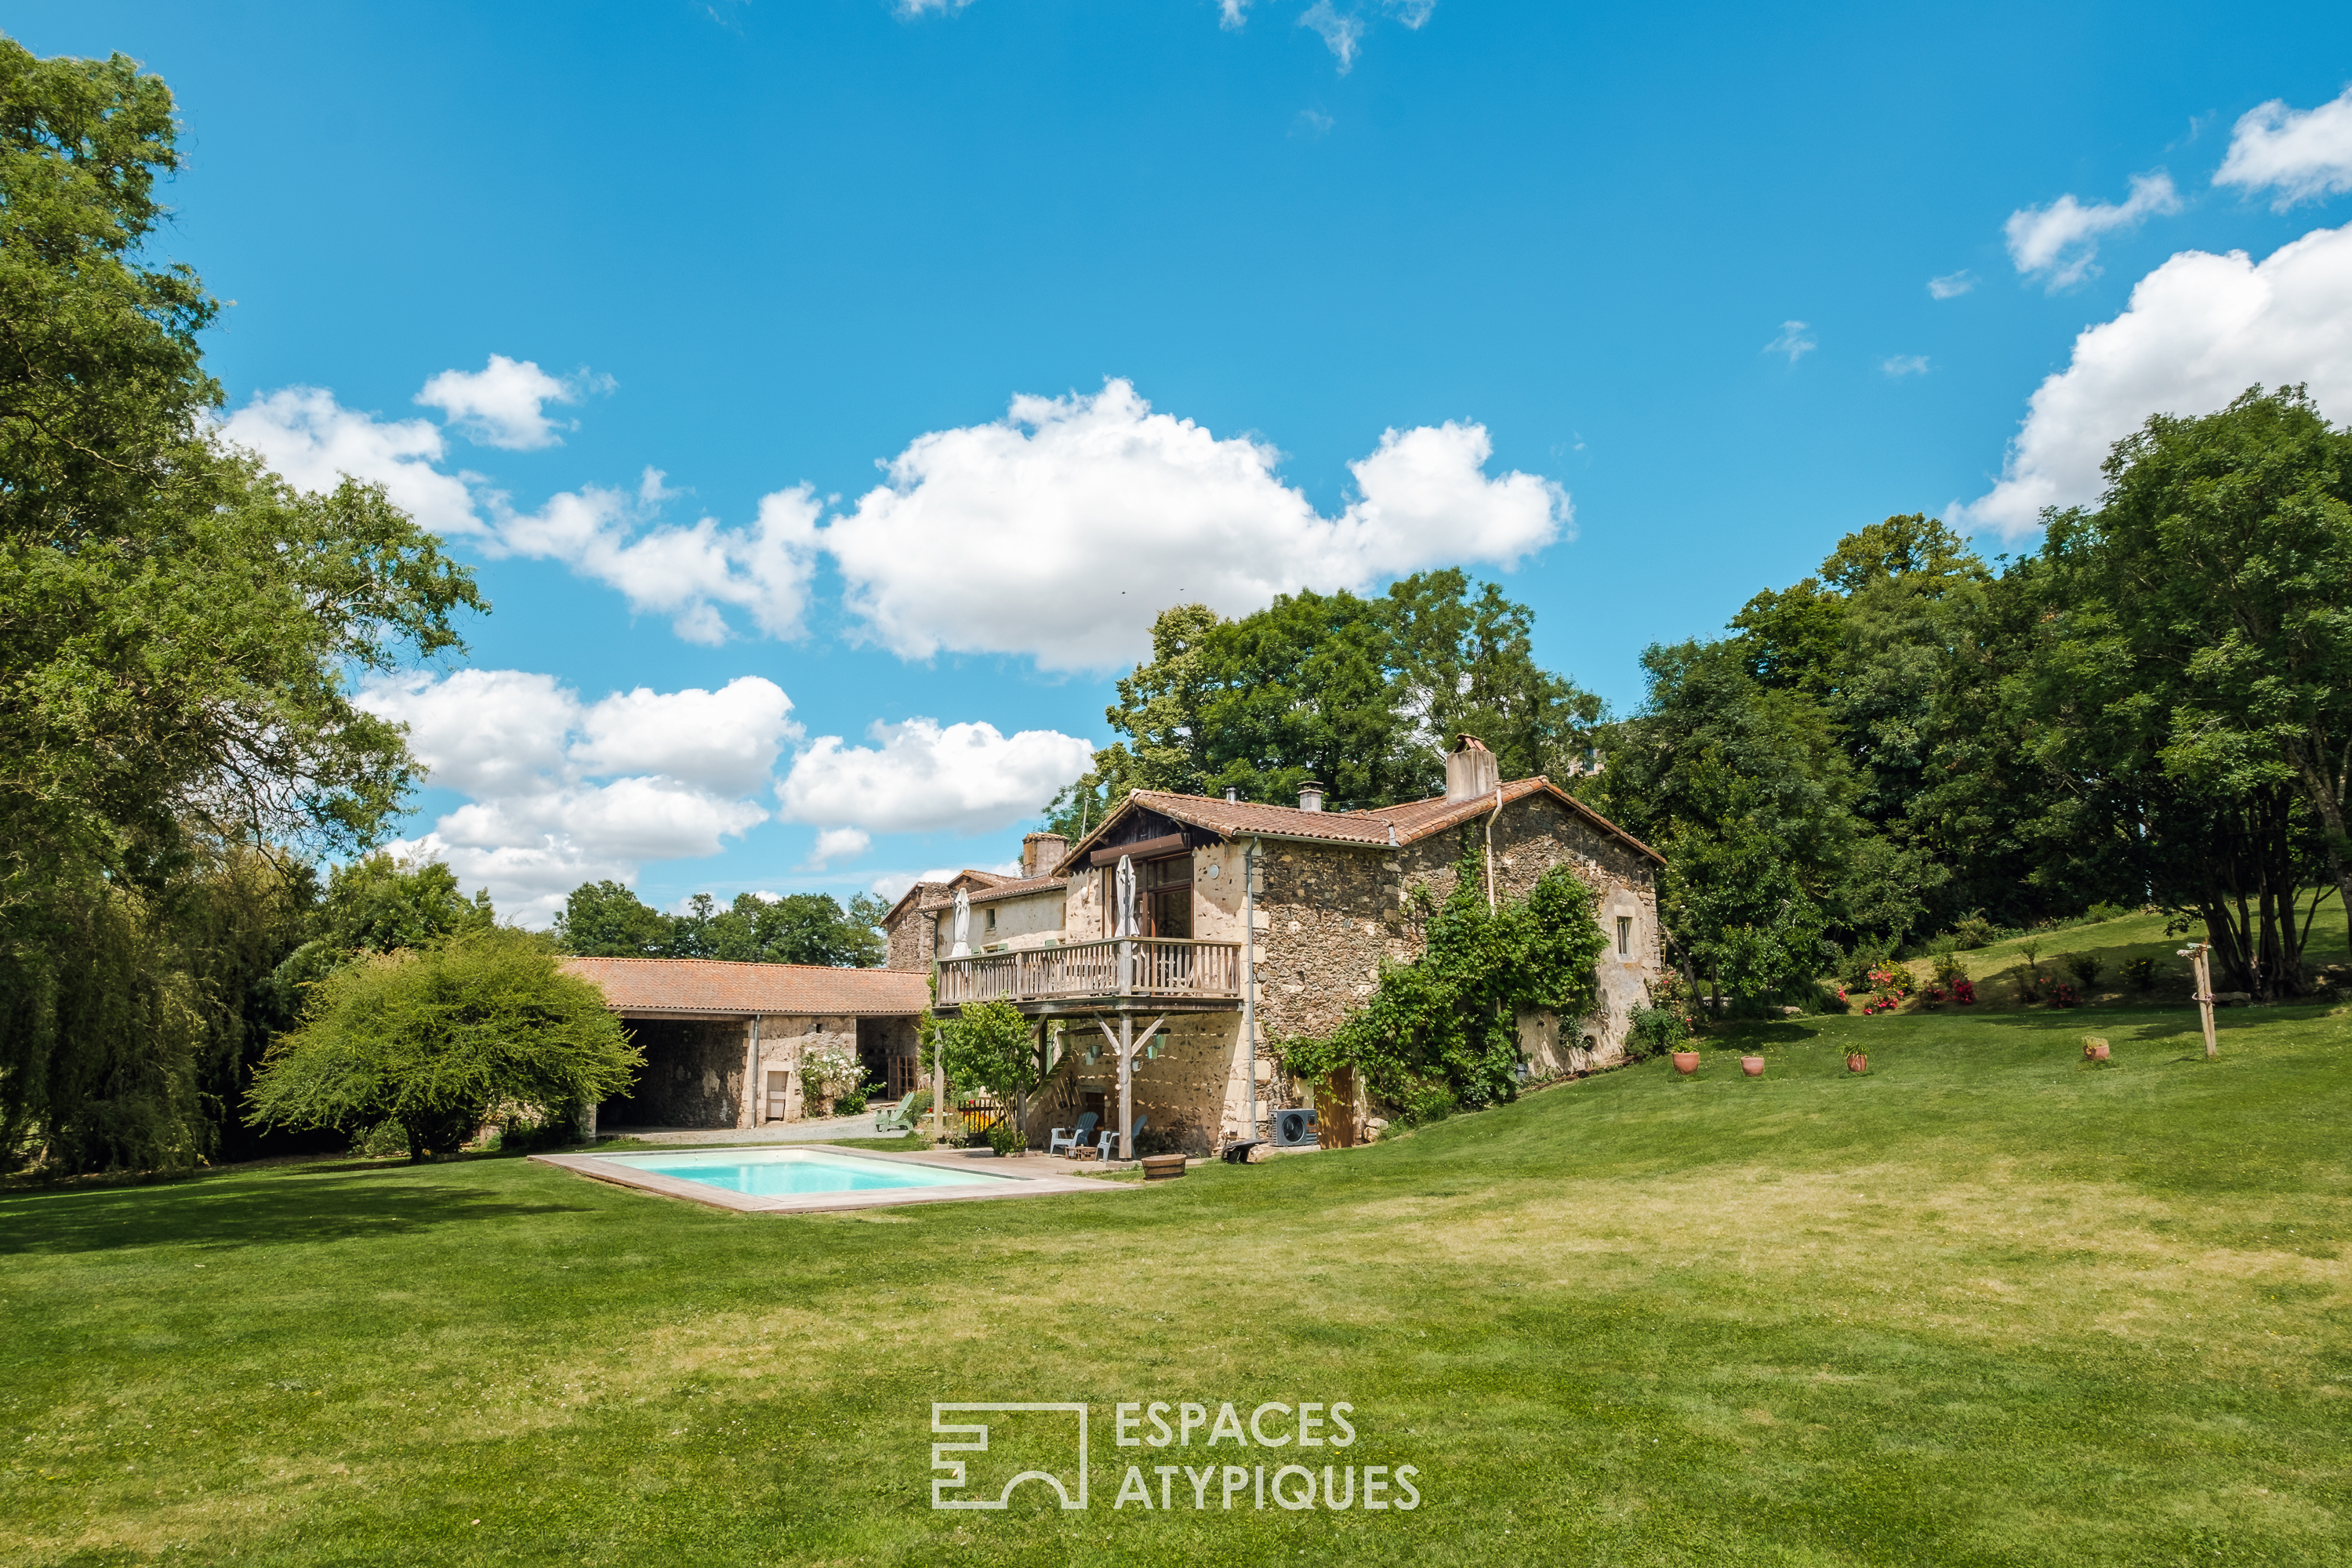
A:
[19, 1, 2352, 922]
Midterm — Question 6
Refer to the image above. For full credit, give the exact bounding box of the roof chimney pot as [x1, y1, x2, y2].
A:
[1298, 781, 1325, 813]
[1225, 786, 1238, 803]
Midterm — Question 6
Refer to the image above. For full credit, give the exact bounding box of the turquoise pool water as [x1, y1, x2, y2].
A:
[604, 1148, 1010, 1197]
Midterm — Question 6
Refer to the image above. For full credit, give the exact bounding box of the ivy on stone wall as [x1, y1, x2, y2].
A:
[1279, 838, 1609, 1115]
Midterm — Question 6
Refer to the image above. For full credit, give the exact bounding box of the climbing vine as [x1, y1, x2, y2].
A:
[1279, 837, 1609, 1115]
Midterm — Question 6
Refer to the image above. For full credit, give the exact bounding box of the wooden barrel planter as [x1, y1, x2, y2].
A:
[1141, 1153, 1188, 1181]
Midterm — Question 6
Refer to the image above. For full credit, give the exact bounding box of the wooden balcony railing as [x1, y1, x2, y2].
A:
[935, 938, 1242, 1008]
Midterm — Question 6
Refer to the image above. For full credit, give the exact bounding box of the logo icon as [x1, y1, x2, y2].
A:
[931, 1403, 1090, 1510]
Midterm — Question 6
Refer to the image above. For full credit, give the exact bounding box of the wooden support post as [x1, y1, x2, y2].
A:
[2179, 942, 2219, 1059]
[1117, 1013, 1134, 1163]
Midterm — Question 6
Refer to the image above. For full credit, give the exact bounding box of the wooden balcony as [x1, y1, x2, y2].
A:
[934, 937, 1243, 1015]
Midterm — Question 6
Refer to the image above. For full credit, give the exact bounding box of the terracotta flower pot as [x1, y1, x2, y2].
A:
[1740, 1056, 1766, 1077]
[2082, 1038, 2110, 1061]
[1846, 1052, 1867, 1073]
[1671, 1050, 1700, 1076]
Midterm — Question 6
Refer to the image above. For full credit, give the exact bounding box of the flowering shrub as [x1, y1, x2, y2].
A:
[799, 1039, 863, 1116]
[1860, 964, 1909, 1016]
[1953, 977, 1976, 1005]
[2051, 981, 2079, 1008]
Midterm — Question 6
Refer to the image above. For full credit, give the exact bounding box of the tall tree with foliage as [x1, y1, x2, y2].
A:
[553, 883, 888, 967]
[1044, 571, 1603, 833]
[2053, 387, 2352, 963]
[0, 40, 485, 1171]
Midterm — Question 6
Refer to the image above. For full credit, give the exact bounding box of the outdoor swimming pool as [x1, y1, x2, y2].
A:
[600, 1147, 1014, 1198]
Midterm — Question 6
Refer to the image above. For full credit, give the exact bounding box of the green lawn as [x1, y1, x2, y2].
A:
[3, 1004, 2347, 1566]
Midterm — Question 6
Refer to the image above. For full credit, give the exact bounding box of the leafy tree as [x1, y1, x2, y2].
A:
[2049, 386, 2352, 967]
[246, 928, 639, 1161]
[551, 883, 888, 967]
[0, 41, 482, 1172]
[936, 1000, 1044, 1135]
[673, 891, 889, 967]
[552, 880, 674, 957]
[1044, 572, 1602, 833]
[1580, 640, 1857, 1005]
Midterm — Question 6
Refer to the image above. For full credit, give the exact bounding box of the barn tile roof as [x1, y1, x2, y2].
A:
[911, 873, 1069, 913]
[560, 957, 930, 1018]
[1058, 779, 1663, 866]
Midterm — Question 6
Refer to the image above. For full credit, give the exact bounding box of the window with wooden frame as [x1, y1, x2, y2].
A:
[1617, 915, 1633, 956]
[1141, 853, 1192, 939]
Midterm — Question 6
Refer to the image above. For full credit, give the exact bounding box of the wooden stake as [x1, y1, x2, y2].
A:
[2178, 942, 2219, 1059]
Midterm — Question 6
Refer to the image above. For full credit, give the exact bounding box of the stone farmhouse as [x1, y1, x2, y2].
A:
[559, 738, 1663, 1149]
[883, 736, 1665, 1157]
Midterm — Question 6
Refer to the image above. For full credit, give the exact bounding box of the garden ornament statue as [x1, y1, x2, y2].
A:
[950, 888, 971, 958]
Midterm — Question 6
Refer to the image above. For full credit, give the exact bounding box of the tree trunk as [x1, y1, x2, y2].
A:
[2285, 737, 2352, 965]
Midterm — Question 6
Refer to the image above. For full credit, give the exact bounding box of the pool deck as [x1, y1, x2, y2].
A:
[532, 1143, 1131, 1217]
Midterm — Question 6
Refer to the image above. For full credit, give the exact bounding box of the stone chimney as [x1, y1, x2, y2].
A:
[1224, 786, 1239, 803]
[1021, 832, 1069, 879]
[1298, 781, 1325, 812]
[1444, 734, 1500, 803]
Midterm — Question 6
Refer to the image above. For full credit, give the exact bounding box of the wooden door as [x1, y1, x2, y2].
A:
[765, 1070, 789, 1122]
[1315, 1066, 1357, 1149]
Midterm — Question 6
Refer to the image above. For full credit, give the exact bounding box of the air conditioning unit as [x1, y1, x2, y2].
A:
[1272, 1108, 1319, 1148]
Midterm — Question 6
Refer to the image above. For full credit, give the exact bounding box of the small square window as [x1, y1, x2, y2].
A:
[1616, 915, 1632, 956]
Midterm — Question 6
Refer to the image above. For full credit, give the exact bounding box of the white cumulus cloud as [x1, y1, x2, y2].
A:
[216, 387, 485, 540]
[778, 718, 1097, 837]
[802, 827, 873, 872]
[415, 354, 598, 450]
[487, 477, 821, 644]
[1957, 222, 2352, 538]
[2004, 172, 2181, 289]
[2215, 85, 2352, 210]
[1882, 355, 1930, 377]
[227, 369, 819, 647]
[818, 379, 1566, 671]
[1928, 270, 1976, 299]
[357, 670, 800, 924]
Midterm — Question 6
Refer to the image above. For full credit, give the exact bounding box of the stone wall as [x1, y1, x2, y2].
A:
[753, 1014, 858, 1122]
[603, 1018, 748, 1129]
[1252, 843, 1404, 1046]
[1390, 793, 1661, 1062]
[886, 885, 946, 971]
[1033, 1011, 1248, 1156]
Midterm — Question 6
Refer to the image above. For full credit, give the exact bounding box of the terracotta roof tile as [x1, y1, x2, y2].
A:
[560, 957, 929, 1017]
[913, 873, 1070, 912]
[1054, 779, 1662, 866]
[1123, 790, 1398, 846]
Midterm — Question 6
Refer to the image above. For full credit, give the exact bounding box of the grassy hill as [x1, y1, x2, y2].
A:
[1872, 899, 2350, 1014]
[2, 1003, 2346, 1566]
